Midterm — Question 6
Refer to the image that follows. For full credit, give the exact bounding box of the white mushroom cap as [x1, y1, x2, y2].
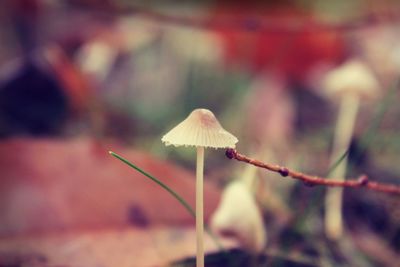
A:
[323, 59, 380, 99]
[162, 109, 238, 149]
[210, 181, 267, 252]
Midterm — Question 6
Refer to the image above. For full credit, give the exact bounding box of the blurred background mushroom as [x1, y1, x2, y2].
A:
[321, 59, 380, 240]
[210, 169, 267, 253]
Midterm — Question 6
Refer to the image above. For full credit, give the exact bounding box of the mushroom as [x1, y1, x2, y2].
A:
[322, 59, 379, 240]
[162, 108, 238, 267]
[210, 178, 267, 253]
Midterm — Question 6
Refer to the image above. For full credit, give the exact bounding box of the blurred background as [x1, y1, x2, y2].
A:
[0, 0, 400, 266]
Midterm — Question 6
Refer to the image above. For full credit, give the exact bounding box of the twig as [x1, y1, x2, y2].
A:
[225, 149, 400, 195]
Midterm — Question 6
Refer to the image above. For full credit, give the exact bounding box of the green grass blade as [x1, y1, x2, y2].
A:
[109, 151, 226, 251]
[109, 151, 195, 217]
[326, 150, 349, 176]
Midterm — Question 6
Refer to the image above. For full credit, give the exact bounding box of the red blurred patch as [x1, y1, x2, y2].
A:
[209, 5, 347, 79]
[0, 138, 221, 236]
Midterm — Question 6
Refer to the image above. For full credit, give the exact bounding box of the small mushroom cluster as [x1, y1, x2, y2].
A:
[162, 108, 268, 265]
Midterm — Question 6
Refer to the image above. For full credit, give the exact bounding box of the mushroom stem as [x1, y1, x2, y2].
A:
[196, 146, 205, 267]
[325, 93, 360, 240]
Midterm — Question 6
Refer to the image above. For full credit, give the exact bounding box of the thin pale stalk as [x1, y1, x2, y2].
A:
[196, 147, 205, 267]
[325, 94, 360, 240]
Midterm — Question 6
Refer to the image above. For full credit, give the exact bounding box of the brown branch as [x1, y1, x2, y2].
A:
[225, 149, 400, 195]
